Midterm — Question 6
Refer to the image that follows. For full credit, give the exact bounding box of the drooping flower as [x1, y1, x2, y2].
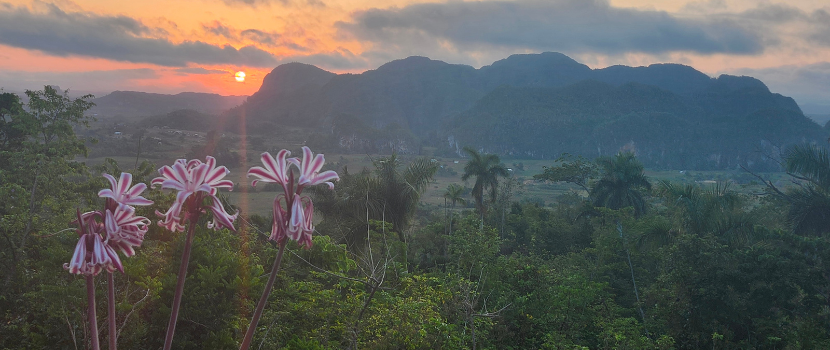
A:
[286, 195, 306, 242]
[269, 195, 288, 244]
[296, 199, 314, 249]
[65, 211, 123, 275]
[152, 156, 237, 232]
[248, 146, 337, 249]
[99, 172, 153, 207]
[104, 204, 151, 257]
[206, 198, 238, 231]
[240, 146, 338, 349]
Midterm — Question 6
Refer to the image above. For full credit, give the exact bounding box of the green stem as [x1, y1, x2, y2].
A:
[87, 275, 100, 350]
[163, 216, 198, 350]
[239, 242, 286, 350]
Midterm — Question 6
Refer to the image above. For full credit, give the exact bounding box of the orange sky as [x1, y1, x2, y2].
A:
[1, 0, 829, 111]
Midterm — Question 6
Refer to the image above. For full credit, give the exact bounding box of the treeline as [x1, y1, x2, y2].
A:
[2, 87, 830, 349]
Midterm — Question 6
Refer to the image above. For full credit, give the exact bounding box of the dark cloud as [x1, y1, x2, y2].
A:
[174, 67, 227, 75]
[202, 21, 308, 51]
[0, 68, 158, 94]
[338, 0, 764, 56]
[0, 3, 278, 67]
[286, 50, 366, 70]
[808, 9, 830, 46]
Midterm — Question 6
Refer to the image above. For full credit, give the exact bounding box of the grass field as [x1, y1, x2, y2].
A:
[79, 121, 791, 219]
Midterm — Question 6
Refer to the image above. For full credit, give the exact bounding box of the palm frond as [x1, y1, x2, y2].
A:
[784, 144, 830, 190]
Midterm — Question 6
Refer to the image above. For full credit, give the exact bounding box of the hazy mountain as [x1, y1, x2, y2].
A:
[232, 52, 825, 170]
[90, 91, 246, 117]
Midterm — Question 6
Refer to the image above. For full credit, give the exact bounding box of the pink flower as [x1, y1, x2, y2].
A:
[99, 173, 153, 207]
[297, 146, 339, 190]
[152, 156, 237, 232]
[296, 200, 314, 249]
[286, 195, 306, 242]
[269, 196, 288, 244]
[105, 204, 150, 257]
[65, 213, 123, 275]
[248, 147, 336, 249]
[206, 199, 238, 231]
[247, 150, 299, 194]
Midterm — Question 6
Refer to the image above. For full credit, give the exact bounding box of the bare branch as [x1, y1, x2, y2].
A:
[740, 164, 792, 201]
[117, 289, 151, 339]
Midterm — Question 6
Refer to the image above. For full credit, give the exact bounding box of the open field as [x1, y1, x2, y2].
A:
[79, 119, 792, 218]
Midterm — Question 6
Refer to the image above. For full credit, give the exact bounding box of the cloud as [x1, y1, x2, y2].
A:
[174, 67, 227, 75]
[217, 0, 324, 8]
[0, 3, 279, 67]
[202, 21, 309, 51]
[0, 68, 158, 94]
[733, 61, 830, 113]
[337, 0, 764, 57]
[285, 49, 366, 70]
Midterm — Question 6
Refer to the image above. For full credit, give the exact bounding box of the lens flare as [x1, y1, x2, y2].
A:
[235, 71, 246, 82]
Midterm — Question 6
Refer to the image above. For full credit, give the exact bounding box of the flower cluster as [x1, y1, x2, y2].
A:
[65, 173, 153, 275]
[248, 147, 339, 248]
[151, 156, 237, 232]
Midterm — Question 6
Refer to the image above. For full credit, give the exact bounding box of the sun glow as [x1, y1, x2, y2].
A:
[235, 71, 246, 82]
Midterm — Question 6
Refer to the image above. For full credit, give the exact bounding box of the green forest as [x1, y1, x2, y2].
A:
[4, 87, 830, 350]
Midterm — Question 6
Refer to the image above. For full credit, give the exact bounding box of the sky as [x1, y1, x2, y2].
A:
[1, 0, 829, 114]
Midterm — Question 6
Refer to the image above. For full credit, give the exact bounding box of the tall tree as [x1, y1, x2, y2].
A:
[534, 153, 598, 195]
[1, 87, 95, 289]
[443, 184, 466, 210]
[443, 184, 466, 234]
[590, 152, 651, 217]
[461, 147, 509, 217]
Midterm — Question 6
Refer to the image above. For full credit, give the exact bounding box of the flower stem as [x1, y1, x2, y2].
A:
[163, 217, 198, 350]
[107, 272, 117, 350]
[87, 275, 101, 350]
[239, 242, 286, 350]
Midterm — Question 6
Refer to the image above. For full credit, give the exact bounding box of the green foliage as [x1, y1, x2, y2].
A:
[7, 86, 830, 350]
[776, 144, 830, 235]
[534, 153, 599, 194]
[590, 152, 652, 217]
[461, 147, 509, 215]
[312, 155, 437, 244]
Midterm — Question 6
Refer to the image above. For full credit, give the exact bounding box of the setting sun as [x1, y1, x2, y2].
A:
[235, 71, 245, 82]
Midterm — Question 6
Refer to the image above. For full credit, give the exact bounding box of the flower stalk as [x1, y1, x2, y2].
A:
[240, 147, 338, 349]
[107, 272, 117, 350]
[151, 157, 237, 350]
[239, 241, 286, 349]
[162, 205, 199, 350]
[65, 173, 152, 350]
[87, 274, 101, 350]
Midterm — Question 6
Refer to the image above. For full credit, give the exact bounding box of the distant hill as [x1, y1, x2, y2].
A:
[90, 91, 246, 117]
[227, 52, 825, 170]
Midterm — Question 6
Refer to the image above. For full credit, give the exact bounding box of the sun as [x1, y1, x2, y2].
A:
[235, 71, 246, 82]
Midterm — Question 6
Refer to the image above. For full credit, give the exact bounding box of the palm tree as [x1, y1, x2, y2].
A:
[780, 144, 830, 235]
[443, 184, 466, 234]
[444, 184, 466, 210]
[658, 181, 754, 244]
[374, 154, 437, 236]
[311, 154, 437, 243]
[461, 147, 509, 217]
[590, 152, 652, 217]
